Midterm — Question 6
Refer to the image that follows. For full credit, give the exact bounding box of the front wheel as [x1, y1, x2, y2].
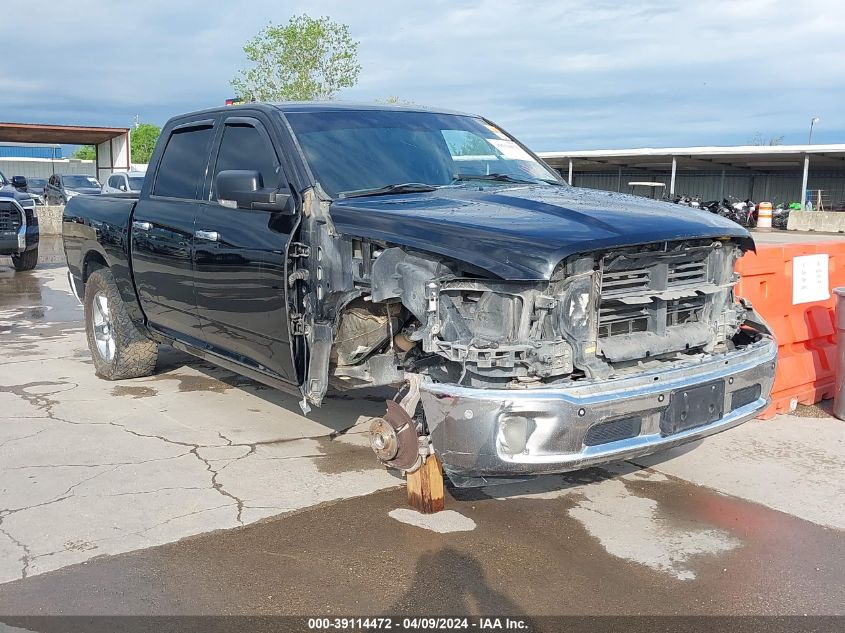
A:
[12, 247, 38, 271]
[84, 267, 158, 380]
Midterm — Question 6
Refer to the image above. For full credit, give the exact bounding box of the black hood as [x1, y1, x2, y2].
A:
[68, 187, 102, 196]
[329, 185, 752, 280]
[0, 184, 33, 204]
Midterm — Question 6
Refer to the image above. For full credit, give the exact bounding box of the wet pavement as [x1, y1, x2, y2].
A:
[0, 236, 844, 616]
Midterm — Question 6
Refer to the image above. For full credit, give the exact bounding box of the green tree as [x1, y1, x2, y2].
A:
[131, 123, 161, 164]
[750, 132, 784, 146]
[231, 14, 361, 101]
[378, 96, 414, 106]
[73, 145, 96, 160]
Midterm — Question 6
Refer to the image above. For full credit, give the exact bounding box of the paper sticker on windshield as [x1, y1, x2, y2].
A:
[488, 139, 533, 161]
[483, 123, 508, 139]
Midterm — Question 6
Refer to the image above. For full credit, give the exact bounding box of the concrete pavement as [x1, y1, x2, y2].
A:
[0, 236, 843, 616]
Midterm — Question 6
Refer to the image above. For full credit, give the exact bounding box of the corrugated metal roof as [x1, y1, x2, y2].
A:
[539, 144, 845, 174]
[538, 144, 845, 159]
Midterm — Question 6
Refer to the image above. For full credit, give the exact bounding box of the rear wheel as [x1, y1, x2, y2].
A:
[84, 267, 158, 380]
[11, 247, 38, 271]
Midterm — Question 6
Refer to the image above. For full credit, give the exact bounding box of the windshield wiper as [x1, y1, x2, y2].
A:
[339, 182, 437, 199]
[453, 173, 538, 185]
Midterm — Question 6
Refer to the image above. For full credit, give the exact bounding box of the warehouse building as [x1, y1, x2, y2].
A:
[0, 142, 96, 180]
[538, 144, 845, 211]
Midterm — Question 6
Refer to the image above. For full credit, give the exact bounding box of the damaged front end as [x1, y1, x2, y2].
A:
[293, 192, 775, 486]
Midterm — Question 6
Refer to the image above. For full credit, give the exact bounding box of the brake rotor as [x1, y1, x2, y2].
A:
[368, 400, 421, 472]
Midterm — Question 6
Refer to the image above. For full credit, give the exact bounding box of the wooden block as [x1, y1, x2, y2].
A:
[406, 454, 445, 514]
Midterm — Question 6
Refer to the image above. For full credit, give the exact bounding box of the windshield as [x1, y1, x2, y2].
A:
[28, 178, 47, 188]
[283, 110, 561, 198]
[128, 176, 145, 191]
[64, 175, 101, 188]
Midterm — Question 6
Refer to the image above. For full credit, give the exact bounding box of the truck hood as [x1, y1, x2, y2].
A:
[0, 185, 33, 204]
[329, 185, 753, 280]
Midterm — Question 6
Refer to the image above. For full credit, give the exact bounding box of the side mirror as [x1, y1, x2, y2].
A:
[216, 170, 293, 214]
[11, 175, 27, 189]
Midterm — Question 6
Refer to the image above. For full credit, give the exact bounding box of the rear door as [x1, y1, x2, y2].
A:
[130, 118, 216, 341]
[192, 113, 299, 383]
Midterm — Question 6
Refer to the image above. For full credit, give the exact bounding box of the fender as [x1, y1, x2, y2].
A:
[63, 196, 149, 333]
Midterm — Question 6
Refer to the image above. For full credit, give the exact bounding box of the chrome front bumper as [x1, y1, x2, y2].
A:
[420, 337, 777, 484]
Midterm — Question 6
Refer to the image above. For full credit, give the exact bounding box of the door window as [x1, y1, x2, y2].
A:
[153, 125, 214, 199]
[212, 123, 279, 201]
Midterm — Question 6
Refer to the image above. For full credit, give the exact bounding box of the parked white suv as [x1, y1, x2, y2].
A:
[101, 171, 146, 195]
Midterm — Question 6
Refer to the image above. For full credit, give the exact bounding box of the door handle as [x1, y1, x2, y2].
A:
[195, 230, 220, 242]
[132, 221, 152, 231]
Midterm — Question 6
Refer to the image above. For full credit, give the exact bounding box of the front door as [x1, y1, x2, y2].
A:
[130, 119, 216, 341]
[192, 114, 299, 383]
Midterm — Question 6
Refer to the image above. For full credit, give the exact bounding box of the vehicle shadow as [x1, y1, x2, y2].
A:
[448, 466, 620, 502]
[152, 344, 391, 434]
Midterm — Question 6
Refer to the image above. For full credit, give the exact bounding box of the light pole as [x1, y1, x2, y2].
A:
[801, 117, 819, 211]
[808, 116, 820, 144]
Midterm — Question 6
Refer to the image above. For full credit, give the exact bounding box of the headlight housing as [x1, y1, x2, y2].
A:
[557, 272, 599, 356]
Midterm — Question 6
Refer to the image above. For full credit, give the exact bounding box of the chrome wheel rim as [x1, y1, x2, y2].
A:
[91, 291, 115, 362]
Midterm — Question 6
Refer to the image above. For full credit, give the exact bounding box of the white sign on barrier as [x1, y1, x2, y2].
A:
[792, 254, 830, 304]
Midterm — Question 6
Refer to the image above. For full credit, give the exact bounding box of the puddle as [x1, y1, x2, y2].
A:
[112, 385, 158, 399]
[148, 372, 251, 393]
[568, 478, 741, 580]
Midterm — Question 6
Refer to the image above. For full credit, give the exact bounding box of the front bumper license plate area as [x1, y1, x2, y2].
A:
[660, 379, 726, 436]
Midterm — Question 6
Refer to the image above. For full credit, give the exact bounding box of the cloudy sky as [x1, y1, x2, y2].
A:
[7, 0, 844, 151]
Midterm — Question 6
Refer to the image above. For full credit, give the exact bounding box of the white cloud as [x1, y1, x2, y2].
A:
[7, 0, 845, 149]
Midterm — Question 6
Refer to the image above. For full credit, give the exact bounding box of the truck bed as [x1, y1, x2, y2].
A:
[63, 193, 140, 318]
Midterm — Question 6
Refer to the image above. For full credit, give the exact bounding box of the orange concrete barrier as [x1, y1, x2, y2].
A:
[735, 242, 845, 418]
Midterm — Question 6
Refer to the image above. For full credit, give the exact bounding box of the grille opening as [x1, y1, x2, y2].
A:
[731, 384, 762, 410]
[0, 208, 22, 232]
[584, 416, 642, 446]
[668, 260, 708, 285]
[666, 296, 706, 327]
[598, 301, 649, 338]
[601, 268, 650, 296]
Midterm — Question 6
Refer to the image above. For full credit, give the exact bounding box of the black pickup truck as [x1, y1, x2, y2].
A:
[0, 170, 39, 271]
[63, 103, 775, 486]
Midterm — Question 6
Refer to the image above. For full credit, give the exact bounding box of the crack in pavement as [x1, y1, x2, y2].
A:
[0, 518, 32, 579]
[0, 428, 50, 449]
[1, 371, 368, 578]
[2, 453, 191, 470]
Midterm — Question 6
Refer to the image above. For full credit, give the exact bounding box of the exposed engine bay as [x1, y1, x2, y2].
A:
[324, 237, 749, 391]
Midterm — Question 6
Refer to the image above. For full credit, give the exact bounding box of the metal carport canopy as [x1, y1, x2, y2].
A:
[0, 122, 131, 182]
[538, 144, 845, 172]
[538, 144, 845, 208]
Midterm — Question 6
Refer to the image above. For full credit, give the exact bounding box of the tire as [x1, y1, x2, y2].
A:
[84, 267, 158, 380]
[12, 247, 38, 272]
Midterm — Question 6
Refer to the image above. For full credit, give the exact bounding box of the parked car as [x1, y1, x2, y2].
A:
[0, 170, 39, 270]
[22, 177, 47, 205]
[63, 103, 776, 486]
[45, 174, 101, 204]
[102, 171, 146, 195]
